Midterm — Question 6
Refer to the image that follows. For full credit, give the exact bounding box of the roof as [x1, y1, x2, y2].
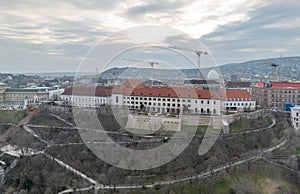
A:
[113, 80, 254, 101]
[62, 86, 112, 97]
[0, 82, 7, 86]
[129, 86, 220, 99]
[219, 89, 254, 101]
[253, 82, 265, 88]
[5, 88, 56, 93]
[271, 81, 300, 89]
[291, 106, 300, 111]
[226, 81, 251, 88]
[184, 79, 220, 85]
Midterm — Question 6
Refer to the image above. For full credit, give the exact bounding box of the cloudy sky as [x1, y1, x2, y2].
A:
[0, 0, 299, 73]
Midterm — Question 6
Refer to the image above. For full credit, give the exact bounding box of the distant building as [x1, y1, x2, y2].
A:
[291, 106, 300, 133]
[0, 86, 64, 107]
[231, 75, 239, 82]
[252, 81, 300, 110]
[61, 86, 112, 108]
[183, 79, 220, 89]
[226, 81, 252, 94]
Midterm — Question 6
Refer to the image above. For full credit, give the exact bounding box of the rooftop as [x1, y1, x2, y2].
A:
[62, 86, 113, 97]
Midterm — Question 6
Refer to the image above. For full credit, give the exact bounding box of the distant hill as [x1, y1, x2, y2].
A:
[218, 56, 300, 81]
[102, 56, 300, 82]
[22, 56, 300, 82]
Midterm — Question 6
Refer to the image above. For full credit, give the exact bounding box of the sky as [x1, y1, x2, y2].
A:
[0, 0, 300, 73]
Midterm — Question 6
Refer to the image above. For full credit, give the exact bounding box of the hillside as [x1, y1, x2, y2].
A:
[219, 56, 300, 81]
[100, 56, 300, 82]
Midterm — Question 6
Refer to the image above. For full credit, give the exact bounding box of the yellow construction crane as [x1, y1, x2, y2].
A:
[264, 62, 279, 81]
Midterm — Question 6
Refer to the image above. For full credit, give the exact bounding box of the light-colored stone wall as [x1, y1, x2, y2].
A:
[126, 115, 181, 131]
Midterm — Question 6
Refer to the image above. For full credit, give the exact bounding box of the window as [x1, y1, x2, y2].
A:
[116, 96, 119, 103]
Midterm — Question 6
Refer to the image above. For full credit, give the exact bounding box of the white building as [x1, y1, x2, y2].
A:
[291, 106, 300, 132]
[111, 80, 256, 115]
[61, 86, 112, 108]
[221, 90, 256, 112]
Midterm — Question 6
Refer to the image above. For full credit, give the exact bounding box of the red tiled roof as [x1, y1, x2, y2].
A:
[271, 81, 300, 89]
[129, 86, 220, 99]
[113, 80, 254, 101]
[219, 89, 254, 101]
[62, 86, 112, 97]
[254, 82, 265, 88]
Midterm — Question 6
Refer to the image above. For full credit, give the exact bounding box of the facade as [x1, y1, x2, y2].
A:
[61, 86, 112, 108]
[252, 81, 300, 110]
[291, 106, 300, 132]
[222, 90, 256, 112]
[1, 86, 65, 106]
[226, 81, 252, 94]
[111, 80, 255, 115]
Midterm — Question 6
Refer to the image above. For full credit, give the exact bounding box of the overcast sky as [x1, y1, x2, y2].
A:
[0, 0, 299, 73]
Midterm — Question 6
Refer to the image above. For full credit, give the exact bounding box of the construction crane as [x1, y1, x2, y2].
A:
[122, 58, 159, 86]
[122, 58, 159, 68]
[169, 46, 208, 69]
[264, 62, 279, 81]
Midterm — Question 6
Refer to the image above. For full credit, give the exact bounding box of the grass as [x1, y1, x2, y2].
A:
[0, 110, 27, 124]
[295, 146, 300, 154]
[229, 116, 272, 133]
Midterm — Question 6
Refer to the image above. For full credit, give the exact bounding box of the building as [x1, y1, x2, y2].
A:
[111, 80, 255, 115]
[221, 90, 256, 112]
[291, 106, 300, 133]
[1, 86, 65, 107]
[61, 86, 112, 108]
[252, 81, 300, 110]
[0, 83, 10, 102]
[226, 81, 252, 94]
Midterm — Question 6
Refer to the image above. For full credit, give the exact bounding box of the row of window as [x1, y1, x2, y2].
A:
[127, 106, 217, 114]
[62, 97, 106, 103]
[123, 96, 216, 104]
[224, 102, 254, 107]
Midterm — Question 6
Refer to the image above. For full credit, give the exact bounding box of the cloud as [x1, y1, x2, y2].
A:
[201, 0, 300, 64]
[0, 0, 299, 72]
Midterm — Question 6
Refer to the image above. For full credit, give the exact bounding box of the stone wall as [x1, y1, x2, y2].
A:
[126, 115, 181, 131]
